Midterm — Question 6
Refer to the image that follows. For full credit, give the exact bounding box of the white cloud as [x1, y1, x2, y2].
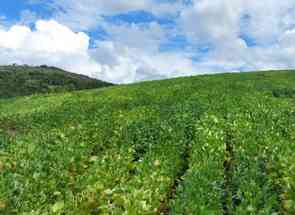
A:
[0, 20, 100, 78]
[176, 0, 295, 73]
[180, 0, 295, 45]
[279, 29, 295, 48]
[0, 19, 196, 84]
[90, 40, 195, 83]
[179, 0, 242, 45]
[0, 20, 89, 53]
[2, 1, 295, 84]
[101, 22, 165, 52]
[235, 1, 295, 46]
[46, 0, 183, 30]
[87, 20, 196, 83]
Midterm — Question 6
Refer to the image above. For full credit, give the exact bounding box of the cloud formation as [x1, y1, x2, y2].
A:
[0, 20, 99, 78]
[48, 0, 183, 30]
[1, 0, 295, 83]
[0, 19, 195, 83]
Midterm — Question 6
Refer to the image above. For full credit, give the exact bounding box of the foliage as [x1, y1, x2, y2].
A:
[0, 70, 295, 214]
[0, 65, 113, 99]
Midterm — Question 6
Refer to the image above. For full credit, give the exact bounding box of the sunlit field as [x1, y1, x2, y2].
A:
[1, 71, 295, 214]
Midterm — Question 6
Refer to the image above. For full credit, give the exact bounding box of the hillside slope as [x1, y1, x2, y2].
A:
[0, 70, 295, 214]
[0, 65, 113, 99]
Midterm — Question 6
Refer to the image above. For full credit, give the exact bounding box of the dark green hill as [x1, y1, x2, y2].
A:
[0, 65, 113, 99]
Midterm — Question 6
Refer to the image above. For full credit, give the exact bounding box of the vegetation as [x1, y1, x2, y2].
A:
[0, 70, 295, 214]
[0, 65, 112, 99]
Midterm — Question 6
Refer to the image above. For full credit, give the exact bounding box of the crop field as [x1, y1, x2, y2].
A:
[0, 71, 295, 214]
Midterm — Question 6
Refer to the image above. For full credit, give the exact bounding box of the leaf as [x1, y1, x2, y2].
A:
[0, 200, 6, 210]
[52, 201, 64, 213]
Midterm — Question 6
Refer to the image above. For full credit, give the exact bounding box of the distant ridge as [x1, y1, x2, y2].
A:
[0, 65, 113, 99]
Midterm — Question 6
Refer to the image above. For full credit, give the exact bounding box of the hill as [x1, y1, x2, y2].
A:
[0, 65, 113, 99]
[0, 70, 295, 214]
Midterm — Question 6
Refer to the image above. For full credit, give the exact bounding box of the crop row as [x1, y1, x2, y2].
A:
[170, 92, 295, 214]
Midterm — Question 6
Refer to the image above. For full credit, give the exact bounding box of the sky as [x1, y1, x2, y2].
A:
[0, 1, 295, 84]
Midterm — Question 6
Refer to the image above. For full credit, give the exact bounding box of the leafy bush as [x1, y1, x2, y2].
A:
[272, 88, 295, 98]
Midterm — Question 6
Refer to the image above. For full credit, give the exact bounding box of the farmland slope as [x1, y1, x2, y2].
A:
[0, 70, 295, 214]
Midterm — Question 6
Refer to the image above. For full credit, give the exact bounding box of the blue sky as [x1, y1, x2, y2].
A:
[0, 0, 295, 83]
[0, 0, 52, 22]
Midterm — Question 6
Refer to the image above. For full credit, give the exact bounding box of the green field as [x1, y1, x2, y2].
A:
[0, 70, 295, 214]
